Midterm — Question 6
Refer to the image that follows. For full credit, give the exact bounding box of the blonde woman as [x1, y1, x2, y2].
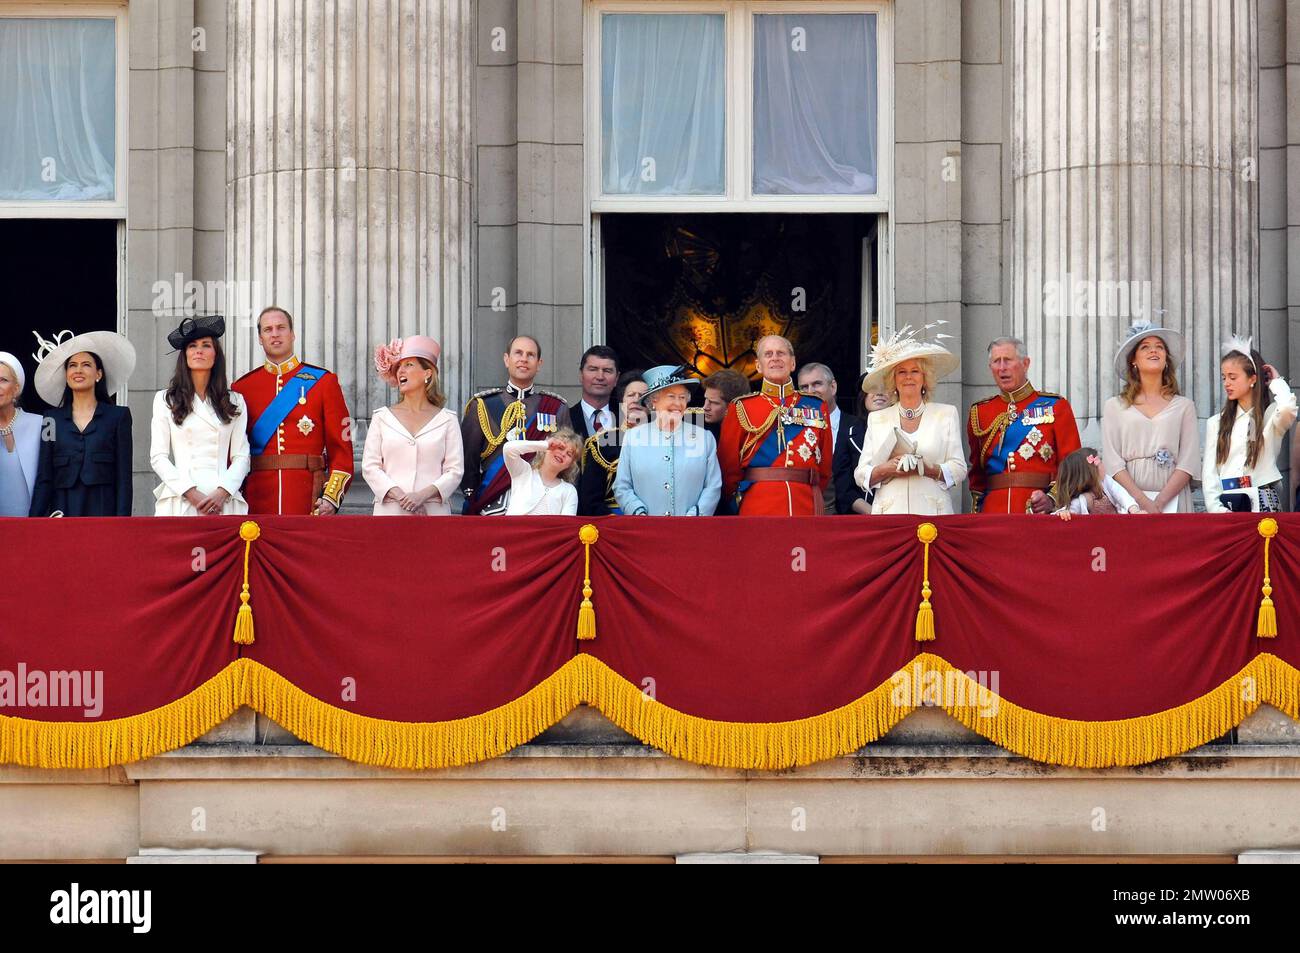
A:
[364, 336, 464, 516]
[854, 328, 966, 516]
[504, 429, 582, 516]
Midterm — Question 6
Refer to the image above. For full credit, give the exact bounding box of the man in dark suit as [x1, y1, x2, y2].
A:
[797, 362, 865, 515]
[569, 345, 620, 443]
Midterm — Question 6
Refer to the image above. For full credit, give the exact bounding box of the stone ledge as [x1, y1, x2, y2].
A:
[106, 742, 1300, 782]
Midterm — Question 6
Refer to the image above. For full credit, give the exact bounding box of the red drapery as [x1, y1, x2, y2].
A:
[1, 513, 1295, 769]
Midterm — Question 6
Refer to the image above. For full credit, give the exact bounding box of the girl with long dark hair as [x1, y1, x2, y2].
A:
[1202, 339, 1297, 513]
[150, 315, 251, 516]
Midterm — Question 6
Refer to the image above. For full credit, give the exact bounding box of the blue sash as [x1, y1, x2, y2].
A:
[250, 365, 326, 455]
[736, 399, 819, 498]
[987, 395, 1054, 476]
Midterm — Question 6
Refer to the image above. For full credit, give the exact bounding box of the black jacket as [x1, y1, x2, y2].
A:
[29, 403, 133, 517]
[832, 411, 869, 514]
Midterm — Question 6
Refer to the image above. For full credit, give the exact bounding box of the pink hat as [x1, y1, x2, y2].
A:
[374, 335, 442, 385]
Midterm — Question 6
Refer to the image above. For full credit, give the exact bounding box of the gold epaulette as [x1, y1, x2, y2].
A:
[729, 391, 758, 405]
[972, 392, 1004, 407]
[536, 388, 566, 402]
[461, 388, 503, 417]
[1037, 391, 1066, 401]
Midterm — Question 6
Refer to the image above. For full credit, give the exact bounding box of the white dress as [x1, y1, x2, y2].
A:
[503, 439, 578, 515]
[854, 402, 968, 516]
[1064, 475, 1139, 515]
[1202, 378, 1298, 513]
[150, 390, 251, 516]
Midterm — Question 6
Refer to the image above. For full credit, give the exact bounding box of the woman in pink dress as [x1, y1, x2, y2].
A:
[363, 336, 464, 515]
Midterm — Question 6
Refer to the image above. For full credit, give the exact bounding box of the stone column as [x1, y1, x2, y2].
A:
[1012, 0, 1258, 434]
[226, 0, 473, 428]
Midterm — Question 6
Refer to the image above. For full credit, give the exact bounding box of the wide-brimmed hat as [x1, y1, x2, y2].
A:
[166, 314, 226, 352]
[640, 365, 698, 406]
[374, 335, 442, 386]
[31, 329, 137, 406]
[1114, 320, 1184, 384]
[860, 325, 958, 394]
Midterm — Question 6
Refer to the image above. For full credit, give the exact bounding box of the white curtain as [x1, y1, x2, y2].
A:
[0, 18, 117, 202]
[601, 14, 725, 195]
[753, 14, 877, 195]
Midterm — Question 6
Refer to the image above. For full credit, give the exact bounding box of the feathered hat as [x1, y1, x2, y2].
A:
[860, 323, 958, 394]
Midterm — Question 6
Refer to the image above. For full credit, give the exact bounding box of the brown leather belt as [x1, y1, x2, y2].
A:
[988, 472, 1050, 491]
[744, 467, 823, 515]
[250, 454, 328, 508]
[250, 454, 326, 472]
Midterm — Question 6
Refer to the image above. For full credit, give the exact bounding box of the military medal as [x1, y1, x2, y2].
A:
[297, 415, 315, 436]
[537, 412, 557, 433]
[298, 385, 307, 406]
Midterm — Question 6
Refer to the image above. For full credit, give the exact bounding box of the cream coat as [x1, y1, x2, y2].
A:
[362, 406, 464, 515]
[150, 390, 250, 516]
[855, 402, 968, 516]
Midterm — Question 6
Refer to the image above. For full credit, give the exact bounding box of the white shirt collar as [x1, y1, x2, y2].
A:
[581, 399, 612, 428]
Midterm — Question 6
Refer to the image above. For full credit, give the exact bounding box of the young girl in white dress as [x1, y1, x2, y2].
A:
[1053, 447, 1141, 520]
[503, 429, 582, 515]
[1203, 340, 1298, 513]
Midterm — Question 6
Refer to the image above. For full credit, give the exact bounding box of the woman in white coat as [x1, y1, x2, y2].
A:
[854, 328, 966, 516]
[363, 336, 464, 515]
[150, 315, 250, 516]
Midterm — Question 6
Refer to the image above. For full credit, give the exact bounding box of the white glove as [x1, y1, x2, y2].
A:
[895, 453, 923, 474]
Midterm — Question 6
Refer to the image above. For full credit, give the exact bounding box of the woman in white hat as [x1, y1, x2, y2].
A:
[150, 315, 250, 516]
[0, 352, 42, 516]
[853, 328, 967, 515]
[1101, 321, 1199, 513]
[28, 330, 137, 517]
[613, 365, 722, 516]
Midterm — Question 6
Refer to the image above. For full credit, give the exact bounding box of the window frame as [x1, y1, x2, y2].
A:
[585, 0, 893, 213]
[0, 2, 129, 219]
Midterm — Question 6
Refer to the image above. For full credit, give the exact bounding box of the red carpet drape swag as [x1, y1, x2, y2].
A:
[582, 516, 920, 721]
[1, 513, 1297, 769]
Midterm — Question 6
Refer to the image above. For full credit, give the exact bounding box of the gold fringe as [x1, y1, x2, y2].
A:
[5, 654, 1300, 771]
[914, 522, 938, 642]
[576, 524, 599, 641]
[1257, 517, 1279, 638]
[0, 661, 249, 769]
[232, 521, 261, 645]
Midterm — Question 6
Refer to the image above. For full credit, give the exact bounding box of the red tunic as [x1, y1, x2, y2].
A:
[718, 379, 833, 516]
[232, 357, 354, 515]
[966, 383, 1081, 514]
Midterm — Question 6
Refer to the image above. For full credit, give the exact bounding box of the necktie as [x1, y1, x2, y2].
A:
[593, 411, 605, 433]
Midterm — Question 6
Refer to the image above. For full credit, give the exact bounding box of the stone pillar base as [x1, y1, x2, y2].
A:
[127, 848, 261, 865]
[676, 852, 819, 864]
[1238, 850, 1300, 864]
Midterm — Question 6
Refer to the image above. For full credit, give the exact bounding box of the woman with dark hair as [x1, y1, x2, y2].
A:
[150, 315, 251, 516]
[28, 330, 137, 517]
[1203, 338, 1296, 513]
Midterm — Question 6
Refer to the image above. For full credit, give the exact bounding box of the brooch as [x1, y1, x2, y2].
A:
[1155, 448, 1174, 468]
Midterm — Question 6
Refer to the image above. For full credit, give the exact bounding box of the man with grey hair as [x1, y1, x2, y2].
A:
[796, 361, 864, 514]
[966, 337, 1081, 514]
[719, 334, 833, 515]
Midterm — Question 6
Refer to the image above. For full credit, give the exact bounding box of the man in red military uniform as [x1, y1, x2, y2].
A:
[967, 337, 1081, 514]
[232, 306, 354, 515]
[719, 334, 833, 515]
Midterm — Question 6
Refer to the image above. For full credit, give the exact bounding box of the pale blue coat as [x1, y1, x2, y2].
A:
[613, 421, 721, 516]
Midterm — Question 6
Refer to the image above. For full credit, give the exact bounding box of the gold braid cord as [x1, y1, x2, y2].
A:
[969, 402, 1014, 468]
[735, 400, 782, 462]
[476, 398, 527, 460]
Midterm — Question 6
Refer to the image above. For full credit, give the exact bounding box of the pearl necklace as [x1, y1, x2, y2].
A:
[0, 408, 18, 441]
[900, 402, 926, 420]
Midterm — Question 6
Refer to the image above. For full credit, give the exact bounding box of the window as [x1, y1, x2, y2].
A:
[588, 0, 891, 212]
[0, 6, 127, 218]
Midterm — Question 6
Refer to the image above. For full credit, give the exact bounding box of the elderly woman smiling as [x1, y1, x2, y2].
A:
[614, 365, 722, 516]
[854, 327, 967, 516]
[0, 351, 41, 517]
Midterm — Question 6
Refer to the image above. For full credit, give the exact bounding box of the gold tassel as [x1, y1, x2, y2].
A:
[1257, 517, 1279, 638]
[915, 522, 938, 642]
[232, 521, 261, 645]
[576, 524, 599, 640]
